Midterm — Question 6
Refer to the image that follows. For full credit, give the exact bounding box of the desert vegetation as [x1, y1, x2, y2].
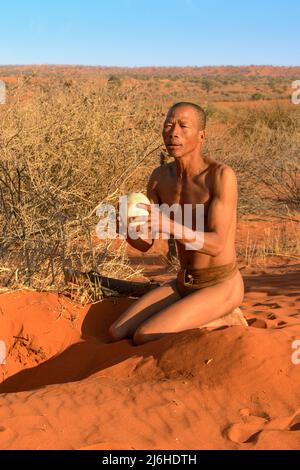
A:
[0, 67, 299, 296]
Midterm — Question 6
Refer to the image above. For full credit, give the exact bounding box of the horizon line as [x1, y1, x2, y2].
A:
[0, 63, 300, 69]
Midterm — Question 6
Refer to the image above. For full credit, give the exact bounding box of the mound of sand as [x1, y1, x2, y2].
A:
[0, 264, 299, 451]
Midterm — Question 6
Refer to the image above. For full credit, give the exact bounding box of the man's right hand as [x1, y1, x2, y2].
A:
[116, 203, 153, 253]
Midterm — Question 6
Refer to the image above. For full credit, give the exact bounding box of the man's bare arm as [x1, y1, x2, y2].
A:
[170, 166, 237, 255]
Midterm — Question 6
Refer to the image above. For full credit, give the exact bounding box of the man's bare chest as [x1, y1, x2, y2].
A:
[157, 175, 213, 212]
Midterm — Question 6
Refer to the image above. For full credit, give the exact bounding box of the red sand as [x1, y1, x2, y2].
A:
[0, 254, 299, 450]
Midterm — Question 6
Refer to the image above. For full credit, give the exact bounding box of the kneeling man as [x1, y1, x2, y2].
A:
[109, 102, 245, 345]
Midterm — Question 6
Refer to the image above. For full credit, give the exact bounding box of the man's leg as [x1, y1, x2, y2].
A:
[109, 280, 181, 341]
[133, 270, 244, 345]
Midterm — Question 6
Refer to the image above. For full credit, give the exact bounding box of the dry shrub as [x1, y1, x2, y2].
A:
[0, 77, 299, 292]
[237, 218, 300, 267]
[0, 77, 161, 292]
[205, 104, 300, 215]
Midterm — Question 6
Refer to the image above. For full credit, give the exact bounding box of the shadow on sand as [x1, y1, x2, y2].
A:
[1, 268, 298, 394]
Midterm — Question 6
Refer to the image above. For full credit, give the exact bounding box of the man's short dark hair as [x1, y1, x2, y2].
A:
[170, 102, 207, 130]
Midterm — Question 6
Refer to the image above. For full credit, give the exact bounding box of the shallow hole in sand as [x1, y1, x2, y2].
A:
[290, 422, 300, 431]
[277, 321, 288, 326]
[0, 295, 137, 394]
[244, 430, 263, 444]
[247, 318, 267, 329]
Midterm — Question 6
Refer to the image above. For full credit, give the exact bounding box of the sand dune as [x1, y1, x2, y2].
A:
[0, 261, 299, 450]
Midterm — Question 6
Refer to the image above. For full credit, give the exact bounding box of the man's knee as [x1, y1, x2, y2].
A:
[132, 325, 148, 345]
[133, 324, 162, 345]
[109, 322, 128, 342]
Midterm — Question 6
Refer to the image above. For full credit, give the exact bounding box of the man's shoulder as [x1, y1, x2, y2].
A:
[211, 162, 237, 197]
[149, 162, 174, 180]
[149, 165, 162, 178]
[211, 162, 237, 181]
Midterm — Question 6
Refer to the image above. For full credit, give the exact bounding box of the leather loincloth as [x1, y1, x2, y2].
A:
[176, 261, 239, 298]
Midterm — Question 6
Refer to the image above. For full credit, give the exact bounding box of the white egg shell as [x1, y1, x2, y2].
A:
[126, 192, 150, 227]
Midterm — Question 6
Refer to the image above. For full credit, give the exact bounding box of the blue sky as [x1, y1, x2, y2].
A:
[0, 0, 299, 66]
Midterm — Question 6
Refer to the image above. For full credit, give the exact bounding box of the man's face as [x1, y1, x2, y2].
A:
[162, 106, 205, 158]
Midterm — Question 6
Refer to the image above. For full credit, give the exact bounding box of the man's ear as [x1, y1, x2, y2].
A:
[198, 130, 206, 142]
